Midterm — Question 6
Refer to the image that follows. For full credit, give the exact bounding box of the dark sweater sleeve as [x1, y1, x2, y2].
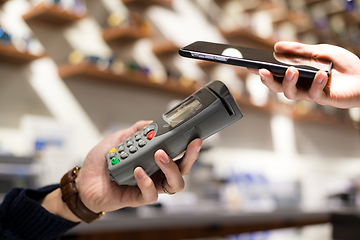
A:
[0, 184, 79, 240]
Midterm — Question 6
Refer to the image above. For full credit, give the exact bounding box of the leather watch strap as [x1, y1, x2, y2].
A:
[60, 167, 104, 224]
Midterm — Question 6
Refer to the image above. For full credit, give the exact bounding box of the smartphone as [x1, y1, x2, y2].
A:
[179, 41, 333, 90]
[106, 81, 243, 185]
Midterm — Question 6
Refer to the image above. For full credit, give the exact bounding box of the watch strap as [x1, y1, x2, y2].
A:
[60, 167, 104, 224]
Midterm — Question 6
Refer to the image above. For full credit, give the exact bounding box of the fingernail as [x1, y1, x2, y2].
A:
[196, 146, 202, 153]
[135, 167, 146, 179]
[160, 156, 170, 164]
[316, 73, 326, 84]
[286, 69, 295, 81]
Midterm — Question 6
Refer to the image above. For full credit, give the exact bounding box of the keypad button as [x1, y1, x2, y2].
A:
[126, 140, 133, 147]
[109, 148, 116, 154]
[118, 145, 125, 152]
[138, 140, 146, 147]
[143, 125, 155, 136]
[146, 130, 155, 140]
[135, 134, 142, 141]
[120, 152, 129, 159]
[129, 146, 138, 154]
[111, 157, 120, 165]
[109, 152, 116, 158]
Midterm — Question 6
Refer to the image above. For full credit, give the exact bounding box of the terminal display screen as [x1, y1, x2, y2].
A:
[164, 97, 202, 127]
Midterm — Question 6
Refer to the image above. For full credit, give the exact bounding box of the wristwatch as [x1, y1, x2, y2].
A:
[60, 167, 105, 223]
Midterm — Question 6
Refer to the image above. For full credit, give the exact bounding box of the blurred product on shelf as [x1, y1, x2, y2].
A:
[0, 156, 39, 199]
[0, 26, 44, 56]
[106, 11, 150, 32]
[107, 12, 127, 28]
[294, 100, 316, 116]
[345, 0, 356, 11]
[219, 169, 301, 212]
[179, 74, 196, 88]
[29, 0, 87, 16]
[68, 50, 84, 65]
[67, 50, 151, 76]
[110, 58, 126, 75]
[165, 68, 181, 80]
[0, 26, 11, 45]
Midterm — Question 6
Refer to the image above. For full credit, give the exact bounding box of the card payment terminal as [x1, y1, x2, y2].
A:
[106, 80, 243, 185]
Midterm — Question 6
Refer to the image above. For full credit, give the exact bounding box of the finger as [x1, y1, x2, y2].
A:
[259, 68, 283, 92]
[134, 167, 158, 205]
[177, 139, 202, 175]
[107, 120, 152, 146]
[154, 149, 184, 193]
[282, 67, 299, 99]
[275, 41, 330, 60]
[308, 71, 328, 103]
[247, 68, 259, 75]
[131, 120, 153, 133]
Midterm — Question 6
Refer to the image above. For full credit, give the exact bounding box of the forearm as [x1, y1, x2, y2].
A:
[0, 186, 79, 240]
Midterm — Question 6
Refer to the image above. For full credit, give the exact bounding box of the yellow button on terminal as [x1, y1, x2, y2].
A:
[109, 148, 116, 154]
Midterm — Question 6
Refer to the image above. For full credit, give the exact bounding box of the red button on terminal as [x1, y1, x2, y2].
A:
[146, 130, 155, 140]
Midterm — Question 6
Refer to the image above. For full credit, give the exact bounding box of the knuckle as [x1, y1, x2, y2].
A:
[176, 180, 185, 192]
[283, 92, 295, 100]
[181, 166, 192, 176]
[167, 165, 178, 175]
[308, 92, 320, 102]
[148, 195, 158, 205]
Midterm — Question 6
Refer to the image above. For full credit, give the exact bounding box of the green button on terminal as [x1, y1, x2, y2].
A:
[111, 157, 120, 165]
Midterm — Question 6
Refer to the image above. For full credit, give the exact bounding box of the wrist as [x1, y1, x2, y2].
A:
[40, 188, 81, 223]
[60, 167, 105, 223]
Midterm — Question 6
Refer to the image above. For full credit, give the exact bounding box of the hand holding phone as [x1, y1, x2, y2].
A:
[179, 41, 333, 90]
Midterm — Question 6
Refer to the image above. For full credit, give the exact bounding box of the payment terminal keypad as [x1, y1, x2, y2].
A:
[107, 124, 157, 166]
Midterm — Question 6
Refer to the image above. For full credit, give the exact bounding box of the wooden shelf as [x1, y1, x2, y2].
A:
[58, 63, 198, 96]
[122, 0, 172, 8]
[0, 0, 9, 5]
[58, 63, 343, 126]
[305, 0, 328, 5]
[0, 44, 45, 64]
[152, 40, 179, 56]
[293, 109, 353, 127]
[22, 2, 85, 25]
[103, 26, 151, 43]
[197, 60, 223, 68]
[63, 209, 330, 240]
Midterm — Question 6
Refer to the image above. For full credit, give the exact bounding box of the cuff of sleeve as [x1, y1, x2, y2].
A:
[2, 184, 79, 240]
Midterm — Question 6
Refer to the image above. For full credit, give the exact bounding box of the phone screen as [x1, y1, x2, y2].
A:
[179, 41, 332, 90]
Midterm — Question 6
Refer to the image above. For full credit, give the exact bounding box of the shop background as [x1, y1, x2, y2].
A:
[1, 0, 360, 239]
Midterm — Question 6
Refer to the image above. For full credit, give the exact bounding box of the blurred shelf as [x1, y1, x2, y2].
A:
[102, 26, 151, 43]
[58, 63, 288, 117]
[196, 58, 249, 79]
[64, 208, 330, 239]
[293, 109, 353, 127]
[0, 44, 45, 64]
[22, 2, 85, 25]
[0, 0, 9, 5]
[58, 63, 198, 96]
[197, 60, 221, 68]
[122, 0, 172, 8]
[0, 155, 34, 164]
[305, 0, 329, 5]
[152, 40, 179, 56]
[220, 27, 275, 50]
[214, 0, 278, 12]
